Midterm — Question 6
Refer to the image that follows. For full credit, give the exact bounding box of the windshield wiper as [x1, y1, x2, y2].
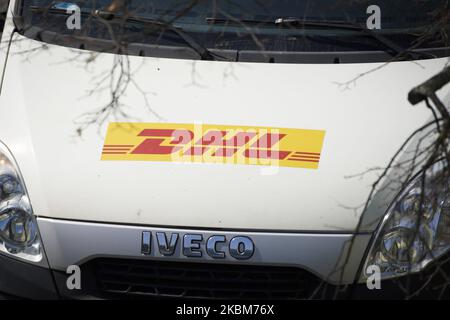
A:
[94, 10, 217, 60]
[25, 6, 217, 61]
[207, 17, 427, 59]
[274, 18, 407, 57]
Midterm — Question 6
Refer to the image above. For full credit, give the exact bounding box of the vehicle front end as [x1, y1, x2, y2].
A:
[0, 0, 449, 300]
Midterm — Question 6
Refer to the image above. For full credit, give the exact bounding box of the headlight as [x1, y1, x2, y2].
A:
[0, 143, 42, 262]
[362, 162, 450, 281]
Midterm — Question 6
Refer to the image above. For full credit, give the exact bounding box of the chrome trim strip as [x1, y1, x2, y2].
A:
[37, 217, 371, 284]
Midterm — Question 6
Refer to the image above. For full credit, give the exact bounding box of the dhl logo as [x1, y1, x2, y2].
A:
[101, 123, 326, 169]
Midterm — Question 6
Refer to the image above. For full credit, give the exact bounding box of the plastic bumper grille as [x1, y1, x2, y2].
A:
[82, 258, 322, 300]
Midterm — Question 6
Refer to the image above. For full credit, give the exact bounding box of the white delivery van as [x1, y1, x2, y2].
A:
[0, 0, 449, 299]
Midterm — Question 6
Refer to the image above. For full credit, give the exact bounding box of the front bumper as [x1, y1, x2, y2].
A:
[36, 217, 370, 285]
[0, 253, 57, 299]
[0, 217, 448, 300]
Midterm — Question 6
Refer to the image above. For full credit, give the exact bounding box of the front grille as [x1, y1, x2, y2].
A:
[81, 258, 323, 299]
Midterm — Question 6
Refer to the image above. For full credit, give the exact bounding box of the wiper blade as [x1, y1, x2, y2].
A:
[29, 4, 91, 15]
[206, 17, 271, 25]
[207, 16, 422, 58]
[94, 10, 217, 60]
[274, 18, 406, 57]
[27, 5, 217, 61]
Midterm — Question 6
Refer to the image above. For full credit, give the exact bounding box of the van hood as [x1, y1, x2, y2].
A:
[0, 36, 446, 232]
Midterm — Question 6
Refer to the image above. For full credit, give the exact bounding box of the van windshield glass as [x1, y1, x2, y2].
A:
[16, 0, 450, 60]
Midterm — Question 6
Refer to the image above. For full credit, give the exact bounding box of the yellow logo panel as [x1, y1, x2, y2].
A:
[101, 123, 326, 169]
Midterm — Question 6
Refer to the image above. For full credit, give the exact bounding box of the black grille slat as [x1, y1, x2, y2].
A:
[82, 258, 321, 300]
[97, 269, 306, 287]
[98, 274, 304, 292]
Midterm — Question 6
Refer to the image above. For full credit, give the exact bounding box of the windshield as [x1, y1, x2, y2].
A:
[16, 0, 450, 62]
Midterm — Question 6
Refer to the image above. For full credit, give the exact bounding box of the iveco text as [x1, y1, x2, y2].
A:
[141, 232, 255, 260]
